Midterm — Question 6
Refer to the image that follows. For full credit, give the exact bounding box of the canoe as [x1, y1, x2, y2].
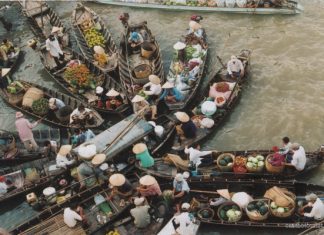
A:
[73, 114, 176, 162]
[39, 47, 131, 116]
[17, 1, 69, 44]
[0, 80, 104, 129]
[189, 179, 324, 228]
[135, 149, 324, 180]
[157, 215, 200, 235]
[11, 163, 135, 234]
[0, 128, 61, 166]
[0, 157, 66, 205]
[118, 20, 164, 100]
[71, 3, 118, 73]
[170, 49, 251, 151]
[95, 0, 303, 15]
[164, 27, 208, 110]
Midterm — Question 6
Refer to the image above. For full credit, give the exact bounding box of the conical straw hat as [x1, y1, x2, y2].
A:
[91, 153, 106, 165]
[139, 175, 157, 186]
[1, 68, 11, 77]
[217, 189, 231, 200]
[58, 145, 72, 156]
[106, 88, 120, 97]
[109, 173, 126, 186]
[132, 143, 147, 154]
[173, 41, 186, 50]
[148, 75, 161, 85]
[189, 20, 202, 31]
[51, 26, 63, 34]
[131, 95, 145, 103]
[174, 112, 190, 123]
[162, 81, 174, 89]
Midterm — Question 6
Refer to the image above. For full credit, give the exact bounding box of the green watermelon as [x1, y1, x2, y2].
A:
[256, 201, 264, 208]
[219, 159, 227, 166]
[224, 156, 233, 163]
[219, 209, 227, 220]
[232, 205, 239, 211]
[259, 206, 268, 215]
[247, 203, 256, 211]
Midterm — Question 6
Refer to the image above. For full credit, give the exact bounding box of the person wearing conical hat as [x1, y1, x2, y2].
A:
[0, 39, 14, 56]
[133, 143, 154, 168]
[143, 75, 162, 119]
[130, 197, 151, 229]
[131, 95, 150, 115]
[51, 26, 65, 46]
[105, 88, 123, 110]
[159, 81, 183, 104]
[56, 145, 75, 168]
[108, 173, 133, 200]
[227, 55, 244, 80]
[173, 112, 197, 148]
[173, 202, 195, 235]
[95, 86, 107, 109]
[137, 175, 162, 200]
[173, 173, 191, 213]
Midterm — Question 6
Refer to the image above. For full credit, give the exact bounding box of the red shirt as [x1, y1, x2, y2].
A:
[269, 153, 285, 166]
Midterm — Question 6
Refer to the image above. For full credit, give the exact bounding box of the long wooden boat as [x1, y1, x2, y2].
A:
[170, 49, 251, 151]
[136, 149, 324, 180]
[39, 47, 131, 116]
[71, 3, 118, 73]
[17, 1, 69, 43]
[189, 179, 324, 228]
[0, 128, 61, 166]
[118, 20, 164, 100]
[0, 80, 104, 129]
[95, 0, 303, 15]
[299, 226, 324, 235]
[0, 157, 66, 205]
[164, 25, 208, 110]
[73, 114, 176, 162]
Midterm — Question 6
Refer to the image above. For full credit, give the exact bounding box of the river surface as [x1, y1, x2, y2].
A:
[0, 0, 324, 234]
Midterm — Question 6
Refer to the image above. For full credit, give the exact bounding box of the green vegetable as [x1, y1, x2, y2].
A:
[251, 158, 258, 164]
[219, 159, 227, 166]
[270, 201, 277, 209]
[32, 98, 49, 116]
[219, 209, 227, 220]
[259, 206, 268, 215]
[258, 161, 264, 167]
[256, 155, 264, 161]
[248, 156, 254, 162]
[226, 209, 235, 218]
[232, 205, 239, 211]
[227, 162, 233, 167]
[246, 162, 254, 168]
[224, 156, 233, 163]
[277, 207, 285, 213]
[247, 203, 256, 211]
[256, 201, 264, 208]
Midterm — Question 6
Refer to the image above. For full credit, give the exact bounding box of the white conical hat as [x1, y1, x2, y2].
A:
[139, 175, 157, 186]
[109, 173, 126, 186]
[148, 75, 161, 85]
[58, 145, 72, 156]
[132, 143, 147, 154]
[91, 153, 106, 165]
[174, 112, 190, 123]
[131, 95, 145, 103]
[51, 26, 63, 34]
[106, 88, 120, 97]
[173, 41, 186, 50]
[94, 45, 105, 55]
[1, 68, 11, 77]
[162, 81, 174, 89]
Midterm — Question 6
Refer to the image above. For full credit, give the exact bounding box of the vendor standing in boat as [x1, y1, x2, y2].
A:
[51, 26, 65, 47]
[56, 145, 75, 168]
[159, 81, 183, 104]
[46, 34, 65, 68]
[173, 203, 195, 235]
[185, 144, 212, 169]
[173, 173, 191, 213]
[108, 173, 134, 199]
[70, 104, 95, 126]
[105, 88, 123, 110]
[128, 31, 144, 54]
[143, 75, 162, 120]
[285, 143, 306, 171]
[227, 55, 244, 80]
[15, 112, 41, 152]
[130, 197, 151, 229]
[137, 175, 162, 201]
[300, 193, 324, 221]
[133, 143, 154, 168]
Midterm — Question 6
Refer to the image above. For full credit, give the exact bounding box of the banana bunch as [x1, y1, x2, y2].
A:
[84, 27, 106, 48]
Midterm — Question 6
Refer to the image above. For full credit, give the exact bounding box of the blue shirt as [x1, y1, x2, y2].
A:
[54, 98, 65, 109]
[173, 179, 190, 193]
[160, 88, 183, 101]
[84, 129, 95, 141]
[181, 120, 197, 138]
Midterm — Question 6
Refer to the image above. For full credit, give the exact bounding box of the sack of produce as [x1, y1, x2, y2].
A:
[246, 199, 270, 221]
[245, 154, 265, 172]
[217, 153, 234, 172]
[233, 156, 247, 173]
[32, 98, 49, 116]
[84, 27, 106, 48]
[236, 0, 246, 7]
[265, 154, 285, 174]
[218, 202, 242, 222]
[22, 87, 44, 108]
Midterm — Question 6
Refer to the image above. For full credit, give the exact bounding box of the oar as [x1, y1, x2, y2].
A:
[216, 56, 226, 70]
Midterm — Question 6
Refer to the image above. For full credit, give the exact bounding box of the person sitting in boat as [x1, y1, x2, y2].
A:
[190, 15, 203, 23]
[227, 55, 244, 80]
[285, 143, 306, 171]
[130, 197, 151, 229]
[137, 175, 162, 201]
[132, 95, 150, 116]
[172, 203, 195, 235]
[133, 143, 154, 168]
[80, 127, 95, 142]
[279, 136, 293, 161]
[300, 193, 324, 221]
[108, 173, 134, 200]
[188, 20, 203, 38]
[70, 104, 95, 126]
[95, 86, 107, 109]
[173, 173, 191, 213]
[185, 144, 213, 169]
[43, 140, 58, 157]
[159, 81, 183, 104]
[246, 0, 258, 7]
[105, 89, 123, 110]
[56, 145, 76, 169]
[209, 189, 231, 207]
[0, 39, 16, 58]
[128, 31, 144, 53]
[46, 34, 65, 69]
[48, 98, 65, 113]
[143, 74, 162, 119]
[63, 203, 88, 228]
[175, 111, 197, 139]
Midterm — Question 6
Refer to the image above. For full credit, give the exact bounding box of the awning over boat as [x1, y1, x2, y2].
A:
[73, 115, 153, 160]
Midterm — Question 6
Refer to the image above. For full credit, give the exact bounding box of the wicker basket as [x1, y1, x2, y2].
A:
[133, 64, 152, 79]
[246, 155, 265, 173]
[217, 153, 235, 172]
[8, 92, 24, 105]
[265, 154, 285, 174]
[246, 199, 270, 221]
[22, 87, 44, 108]
[141, 42, 156, 59]
[198, 208, 214, 220]
[217, 201, 242, 222]
[269, 191, 296, 218]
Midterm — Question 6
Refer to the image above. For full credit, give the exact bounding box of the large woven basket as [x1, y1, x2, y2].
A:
[245, 199, 270, 221]
[141, 42, 156, 59]
[198, 207, 214, 220]
[265, 154, 285, 174]
[269, 191, 296, 218]
[133, 64, 152, 79]
[217, 201, 242, 222]
[217, 153, 235, 172]
[246, 155, 265, 173]
[22, 87, 43, 108]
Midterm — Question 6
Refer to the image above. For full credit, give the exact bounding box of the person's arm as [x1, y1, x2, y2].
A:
[196, 150, 212, 158]
[184, 146, 190, 154]
[304, 207, 315, 218]
[45, 40, 50, 51]
[26, 119, 39, 129]
[72, 211, 82, 221]
[143, 82, 150, 88]
[239, 60, 244, 72]
[174, 190, 185, 198]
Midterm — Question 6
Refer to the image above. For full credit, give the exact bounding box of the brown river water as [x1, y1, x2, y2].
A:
[0, 0, 324, 234]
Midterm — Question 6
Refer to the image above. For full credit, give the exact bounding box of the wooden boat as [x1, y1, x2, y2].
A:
[73, 114, 176, 162]
[17, 1, 69, 44]
[39, 47, 131, 116]
[170, 49, 251, 151]
[189, 179, 324, 228]
[0, 157, 66, 205]
[0, 80, 104, 129]
[0, 128, 61, 166]
[95, 0, 303, 15]
[135, 149, 324, 180]
[118, 19, 164, 100]
[157, 215, 200, 235]
[71, 3, 118, 73]
[164, 25, 208, 110]
[299, 225, 324, 235]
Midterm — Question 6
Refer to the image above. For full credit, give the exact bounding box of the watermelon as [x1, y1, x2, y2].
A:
[259, 206, 268, 215]
[219, 209, 227, 220]
[232, 205, 239, 211]
[224, 156, 233, 163]
[247, 203, 256, 211]
[256, 201, 264, 208]
[219, 159, 227, 166]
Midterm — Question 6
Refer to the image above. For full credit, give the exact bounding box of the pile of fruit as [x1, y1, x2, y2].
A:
[32, 98, 49, 116]
[246, 155, 265, 171]
[94, 53, 108, 67]
[233, 156, 247, 173]
[270, 201, 291, 214]
[219, 204, 242, 222]
[247, 200, 269, 217]
[218, 154, 233, 168]
[7, 81, 24, 94]
[64, 64, 95, 90]
[84, 27, 106, 48]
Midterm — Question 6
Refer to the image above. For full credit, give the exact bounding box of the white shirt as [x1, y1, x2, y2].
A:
[227, 58, 244, 75]
[291, 146, 306, 171]
[280, 142, 292, 155]
[174, 212, 194, 235]
[45, 37, 63, 57]
[184, 147, 212, 167]
[304, 198, 324, 220]
[56, 154, 75, 168]
[0, 182, 8, 195]
[63, 207, 82, 228]
[143, 82, 162, 96]
[231, 192, 253, 209]
[70, 108, 92, 124]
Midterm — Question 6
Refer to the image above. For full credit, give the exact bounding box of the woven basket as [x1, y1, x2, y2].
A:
[133, 64, 152, 79]
[217, 201, 242, 222]
[265, 154, 285, 174]
[269, 191, 296, 218]
[22, 87, 44, 108]
[198, 208, 214, 220]
[141, 42, 156, 59]
[217, 153, 235, 172]
[8, 92, 24, 105]
[246, 155, 265, 173]
[246, 199, 270, 221]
